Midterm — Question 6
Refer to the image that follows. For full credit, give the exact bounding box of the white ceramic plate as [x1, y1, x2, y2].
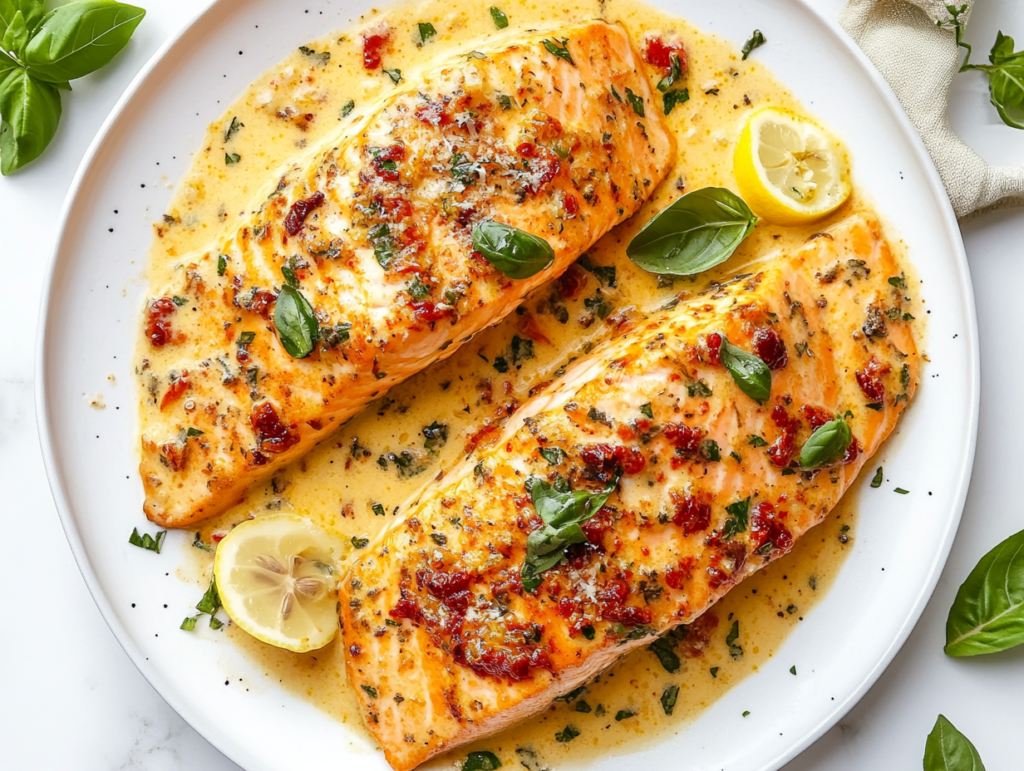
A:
[37, 1, 979, 770]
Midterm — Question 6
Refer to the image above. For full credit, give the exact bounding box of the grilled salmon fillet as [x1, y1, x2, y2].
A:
[340, 213, 919, 770]
[138, 21, 673, 528]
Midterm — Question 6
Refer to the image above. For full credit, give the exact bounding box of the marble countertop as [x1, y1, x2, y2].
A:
[3, 1, 1022, 768]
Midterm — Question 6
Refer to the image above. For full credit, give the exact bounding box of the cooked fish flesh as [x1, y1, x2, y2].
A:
[340, 213, 919, 770]
[138, 21, 674, 527]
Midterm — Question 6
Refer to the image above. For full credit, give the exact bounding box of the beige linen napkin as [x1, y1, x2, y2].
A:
[840, 0, 1024, 219]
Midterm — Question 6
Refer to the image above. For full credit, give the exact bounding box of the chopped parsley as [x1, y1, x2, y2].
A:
[615, 709, 635, 721]
[372, 502, 386, 517]
[687, 380, 713, 398]
[510, 335, 534, 366]
[748, 434, 768, 447]
[493, 355, 509, 373]
[640, 402, 654, 419]
[497, 93, 513, 110]
[726, 620, 743, 659]
[871, 467, 884, 488]
[417, 22, 437, 45]
[341, 100, 355, 117]
[383, 68, 402, 85]
[423, 421, 449, 450]
[351, 536, 369, 549]
[661, 684, 679, 715]
[542, 38, 574, 65]
[489, 6, 508, 29]
[128, 527, 166, 554]
[625, 87, 645, 117]
[540, 447, 566, 465]
[217, 254, 227, 276]
[722, 497, 750, 539]
[555, 725, 580, 742]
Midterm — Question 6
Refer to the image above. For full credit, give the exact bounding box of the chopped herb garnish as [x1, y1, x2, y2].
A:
[186, 427, 204, 438]
[224, 116, 243, 143]
[657, 52, 685, 92]
[741, 29, 767, 60]
[237, 330, 256, 347]
[610, 84, 623, 102]
[743, 710, 751, 717]
[748, 435, 768, 448]
[710, 666, 719, 678]
[341, 100, 355, 117]
[579, 256, 617, 287]
[180, 616, 197, 631]
[172, 295, 187, 306]
[888, 273, 906, 289]
[361, 684, 378, 699]
[463, 751, 502, 771]
[555, 725, 580, 742]
[661, 684, 679, 715]
[128, 527, 166, 554]
[687, 380, 712, 398]
[726, 620, 743, 659]
[369, 223, 396, 269]
[871, 467, 884, 488]
[196, 575, 221, 616]
[208, 616, 224, 630]
[423, 421, 449, 450]
[493, 355, 509, 374]
[615, 709, 635, 721]
[542, 38, 574, 66]
[663, 88, 690, 115]
[640, 402, 654, 419]
[298, 46, 331, 65]
[587, 406, 612, 426]
[430, 532, 448, 546]
[383, 68, 402, 85]
[790, 665, 797, 675]
[866, 402, 884, 411]
[351, 536, 370, 549]
[650, 637, 681, 673]
[217, 255, 227, 276]
[406, 276, 431, 300]
[786, 604, 797, 614]
[417, 22, 437, 45]
[540, 447, 567, 465]
[372, 502, 386, 517]
[781, 467, 795, 476]
[723, 497, 750, 540]
[895, 487, 910, 495]
[575, 700, 592, 713]
[320, 322, 352, 349]
[511, 335, 534, 366]
[730, 451, 742, 462]
[192, 532, 213, 552]
[701, 439, 721, 462]
[489, 6, 509, 29]
[497, 93, 513, 110]
[450, 152, 484, 188]
[624, 87, 645, 117]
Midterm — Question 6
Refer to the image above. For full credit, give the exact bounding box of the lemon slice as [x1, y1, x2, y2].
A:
[213, 514, 345, 652]
[734, 107, 851, 225]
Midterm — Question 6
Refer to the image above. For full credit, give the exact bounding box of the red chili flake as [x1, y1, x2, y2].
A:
[250, 402, 300, 454]
[145, 297, 178, 348]
[672, 493, 711, 535]
[563, 193, 580, 218]
[361, 26, 390, 70]
[643, 36, 687, 74]
[704, 332, 723, 366]
[664, 423, 705, 454]
[283, 191, 325, 236]
[800, 404, 833, 431]
[750, 501, 793, 554]
[244, 289, 278, 320]
[558, 264, 587, 299]
[856, 356, 890, 402]
[159, 370, 190, 411]
[753, 327, 788, 370]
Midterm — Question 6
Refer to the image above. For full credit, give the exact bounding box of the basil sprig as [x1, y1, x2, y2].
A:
[0, 1, 145, 174]
[274, 268, 319, 359]
[956, 24, 1024, 130]
[720, 337, 771, 403]
[626, 187, 757, 276]
[472, 220, 554, 280]
[923, 715, 987, 771]
[944, 528, 1024, 657]
[799, 417, 852, 468]
[521, 474, 619, 592]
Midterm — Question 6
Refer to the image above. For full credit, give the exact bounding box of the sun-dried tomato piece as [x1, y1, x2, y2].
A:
[517, 313, 551, 345]
[160, 440, 187, 471]
[389, 598, 420, 621]
[644, 36, 687, 74]
[283, 191, 325, 236]
[800, 404, 833, 431]
[580, 443, 646, 480]
[362, 26, 390, 70]
[750, 501, 793, 554]
[856, 356, 890, 402]
[598, 580, 652, 626]
[753, 327, 788, 370]
[672, 493, 711, 535]
[159, 370, 190, 411]
[250, 402, 300, 454]
[370, 143, 406, 182]
[558, 263, 587, 299]
[842, 436, 862, 464]
[664, 423, 705, 454]
[563, 193, 580, 218]
[145, 297, 177, 348]
[704, 332, 723, 366]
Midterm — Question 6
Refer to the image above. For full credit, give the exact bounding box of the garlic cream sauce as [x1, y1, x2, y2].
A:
[144, 0, 917, 765]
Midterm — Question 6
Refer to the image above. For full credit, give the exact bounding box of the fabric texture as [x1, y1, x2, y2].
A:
[840, 0, 1024, 219]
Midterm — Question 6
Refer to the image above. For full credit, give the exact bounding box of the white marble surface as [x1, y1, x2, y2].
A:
[3, 1, 1022, 768]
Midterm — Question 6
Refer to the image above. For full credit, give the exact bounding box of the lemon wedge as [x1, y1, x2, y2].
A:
[213, 514, 345, 652]
[734, 107, 851, 225]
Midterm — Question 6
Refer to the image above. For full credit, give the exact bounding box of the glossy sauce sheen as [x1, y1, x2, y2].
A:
[144, 0, 925, 767]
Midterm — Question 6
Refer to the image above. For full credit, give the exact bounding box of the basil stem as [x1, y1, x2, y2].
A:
[961, 31, 1024, 130]
[945, 528, 1024, 657]
[720, 337, 772, 403]
[472, 220, 554, 280]
[798, 417, 852, 468]
[626, 187, 757, 276]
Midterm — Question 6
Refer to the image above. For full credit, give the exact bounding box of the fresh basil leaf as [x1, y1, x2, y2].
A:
[195, 575, 221, 616]
[962, 32, 1024, 130]
[225, 152, 240, 165]
[722, 497, 749, 539]
[741, 29, 767, 61]
[656, 52, 684, 92]
[24, 1, 145, 83]
[945, 528, 1024, 657]
[870, 466, 883, 488]
[726, 620, 743, 658]
[923, 715, 987, 771]
[417, 22, 436, 45]
[0, 67, 61, 174]
[541, 38, 573, 66]
[383, 67, 402, 84]
[180, 616, 197, 631]
[472, 220, 554, 279]
[274, 281, 319, 358]
[2, 8, 28, 54]
[649, 637, 680, 673]
[798, 417, 851, 468]
[624, 87, 645, 117]
[555, 725, 579, 743]
[489, 6, 508, 30]
[615, 709, 635, 721]
[351, 535, 369, 549]
[298, 45, 330, 65]
[463, 751, 501, 771]
[662, 87, 690, 115]
[626, 187, 757, 276]
[660, 684, 679, 715]
[128, 527, 166, 553]
[720, 337, 772, 403]
[0, 0, 45, 40]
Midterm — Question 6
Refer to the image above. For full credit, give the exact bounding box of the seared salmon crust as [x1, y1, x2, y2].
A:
[139, 21, 674, 528]
[341, 213, 919, 770]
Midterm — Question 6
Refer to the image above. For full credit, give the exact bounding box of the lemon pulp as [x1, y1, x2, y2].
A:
[213, 514, 345, 652]
[734, 107, 851, 225]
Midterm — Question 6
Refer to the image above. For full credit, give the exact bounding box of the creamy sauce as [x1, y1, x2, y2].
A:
[143, 0, 923, 765]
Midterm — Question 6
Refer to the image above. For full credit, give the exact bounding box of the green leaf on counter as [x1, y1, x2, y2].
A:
[923, 715, 986, 771]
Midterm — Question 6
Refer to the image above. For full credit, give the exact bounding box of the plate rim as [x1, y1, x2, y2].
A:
[34, 1, 981, 770]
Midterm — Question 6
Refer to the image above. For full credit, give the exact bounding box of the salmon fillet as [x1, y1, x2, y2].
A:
[138, 21, 673, 528]
[340, 213, 919, 770]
